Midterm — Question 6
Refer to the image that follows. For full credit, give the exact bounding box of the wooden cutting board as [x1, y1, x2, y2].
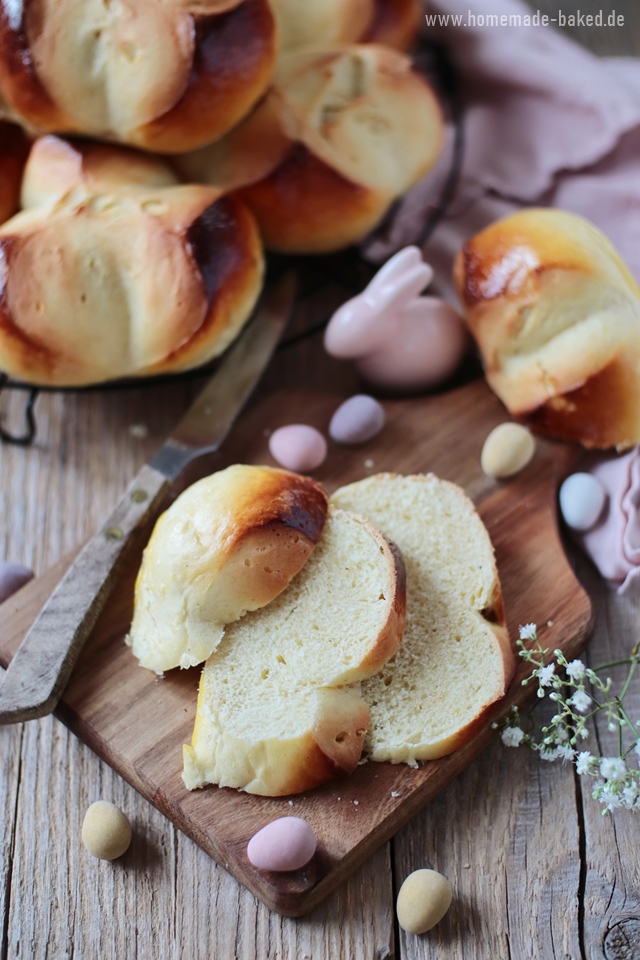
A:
[0, 380, 593, 917]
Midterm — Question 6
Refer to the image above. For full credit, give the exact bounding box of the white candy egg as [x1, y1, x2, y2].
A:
[559, 473, 607, 532]
[329, 395, 385, 445]
[355, 299, 467, 392]
[396, 868, 452, 934]
[269, 425, 327, 472]
[247, 816, 316, 872]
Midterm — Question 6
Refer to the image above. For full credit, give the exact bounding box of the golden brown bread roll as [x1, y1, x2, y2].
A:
[128, 465, 329, 674]
[0, 136, 264, 386]
[0, 0, 276, 153]
[179, 44, 444, 253]
[453, 208, 640, 450]
[0, 121, 30, 225]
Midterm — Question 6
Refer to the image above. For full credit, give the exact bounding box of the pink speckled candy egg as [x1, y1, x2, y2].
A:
[329, 395, 385, 445]
[247, 817, 316, 872]
[356, 298, 467, 392]
[269, 425, 327, 472]
[0, 563, 34, 604]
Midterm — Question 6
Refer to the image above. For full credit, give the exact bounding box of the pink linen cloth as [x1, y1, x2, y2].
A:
[364, 0, 640, 590]
[573, 451, 640, 593]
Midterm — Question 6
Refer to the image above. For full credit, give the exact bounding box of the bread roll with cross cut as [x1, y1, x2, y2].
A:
[453, 208, 640, 450]
[178, 43, 444, 253]
[0, 0, 276, 153]
[0, 135, 264, 386]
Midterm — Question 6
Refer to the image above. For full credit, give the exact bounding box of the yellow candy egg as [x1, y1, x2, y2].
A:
[396, 868, 452, 934]
[481, 422, 536, 479]
[82, 801, 132, 861]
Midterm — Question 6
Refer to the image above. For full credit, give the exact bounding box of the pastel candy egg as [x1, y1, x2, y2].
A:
[355, 299, 467, 392]
[559, 472, 607, 532]
[82, 801, 132, 861]
[396, 869, 452, 935]
[481, 423, 536, 479]
[329, 395, 385, 445]
[269, 425, 327, 472]
[0, 562, 34, 604]
[247, 817, 316, 872]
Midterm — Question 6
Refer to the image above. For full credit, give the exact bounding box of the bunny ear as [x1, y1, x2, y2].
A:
[376, 262, 433, 312]
[366, 246, 424, 296]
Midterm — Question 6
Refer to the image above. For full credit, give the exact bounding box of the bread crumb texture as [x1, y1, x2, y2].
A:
[183, 507, 405, 795]
[331, 473, 513, 764]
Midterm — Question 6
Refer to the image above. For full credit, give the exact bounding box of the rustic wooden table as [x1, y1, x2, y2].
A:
[1, 3, 640, 958]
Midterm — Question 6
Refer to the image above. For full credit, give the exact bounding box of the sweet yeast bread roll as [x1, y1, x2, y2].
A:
[0, 135, 264, 386]
[0, 0, 276, 153]
[453, 208, 640, 449]
[269, 0, 421, 54]
[178, 44, 444, 253]
[0, 121, 30, 225]
[128, 465, 329, 674]
[183, 507, 407, 795]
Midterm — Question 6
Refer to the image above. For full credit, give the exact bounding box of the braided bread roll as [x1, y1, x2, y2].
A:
[0, 136, 264, 386]
[179, 44, 444, 253]
[453, 208, 640, 449]
[0, 0, 276, 153]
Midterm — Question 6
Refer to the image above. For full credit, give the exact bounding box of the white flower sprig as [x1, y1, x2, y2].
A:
[496, 624, 640, 815]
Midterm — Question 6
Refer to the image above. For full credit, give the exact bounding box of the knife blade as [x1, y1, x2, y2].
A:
[0, 272, 296, 724]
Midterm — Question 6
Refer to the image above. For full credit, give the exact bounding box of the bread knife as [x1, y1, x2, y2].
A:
[0, 272, 296, 724]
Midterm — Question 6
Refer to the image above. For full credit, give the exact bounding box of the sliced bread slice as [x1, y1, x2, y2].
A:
[330, 473, 514, 764]
[182, 507, 406, 795]
[127, 464, 328, 674]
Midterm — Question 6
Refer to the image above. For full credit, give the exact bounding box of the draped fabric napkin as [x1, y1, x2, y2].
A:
[365, 0, 640, 590]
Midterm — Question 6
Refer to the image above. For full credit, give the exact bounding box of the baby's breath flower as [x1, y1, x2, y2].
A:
[635, 739, 640, 757]
[569, 689, 592, 714]
[519, 623, 537, 641]
[600, 757, 627, 781]
[539, 746, 559, 761]
[566, 659, 586, 680]
[576, 751, 593, 775]
[556, 744, 575, 762]
[501, 726, 524, 748]
[537, 663, 555, 687]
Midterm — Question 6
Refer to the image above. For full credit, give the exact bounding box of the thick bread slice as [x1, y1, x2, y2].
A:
[127, 465, 328, 674]
[182, 507, 406, 795]
[331, 474, 514, 764]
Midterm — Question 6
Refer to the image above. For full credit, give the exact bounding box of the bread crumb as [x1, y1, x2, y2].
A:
[464, 863, 471, 869]
[129, 423, 148, 439]
[353, 800, 359, 806]
[364, 459, 375, 468]
[391, 791, 400, 798]
[288, 800, 294, 806]
[547, 620, 554, 627]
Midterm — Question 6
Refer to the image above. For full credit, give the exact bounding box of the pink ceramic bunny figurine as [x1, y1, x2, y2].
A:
[324, 246, 468, 392]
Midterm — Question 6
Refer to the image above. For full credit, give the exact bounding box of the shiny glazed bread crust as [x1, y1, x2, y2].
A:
[0, 0, 276, 152]
[0, 136, 264, 386]
[454, 208, 640, 449]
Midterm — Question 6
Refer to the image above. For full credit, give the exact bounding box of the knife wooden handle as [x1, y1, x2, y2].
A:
[0, 463, 171, 724]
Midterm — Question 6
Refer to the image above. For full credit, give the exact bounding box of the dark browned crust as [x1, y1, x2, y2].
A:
[0, 2, 70, 130]
[140, 0, 276, 152]
[0, 121, 30, 225]
[238, 144, 384, 254]
[518, 358, 640, 450]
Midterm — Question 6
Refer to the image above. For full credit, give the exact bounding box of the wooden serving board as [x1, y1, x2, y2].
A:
[0, 380, 593, 917]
